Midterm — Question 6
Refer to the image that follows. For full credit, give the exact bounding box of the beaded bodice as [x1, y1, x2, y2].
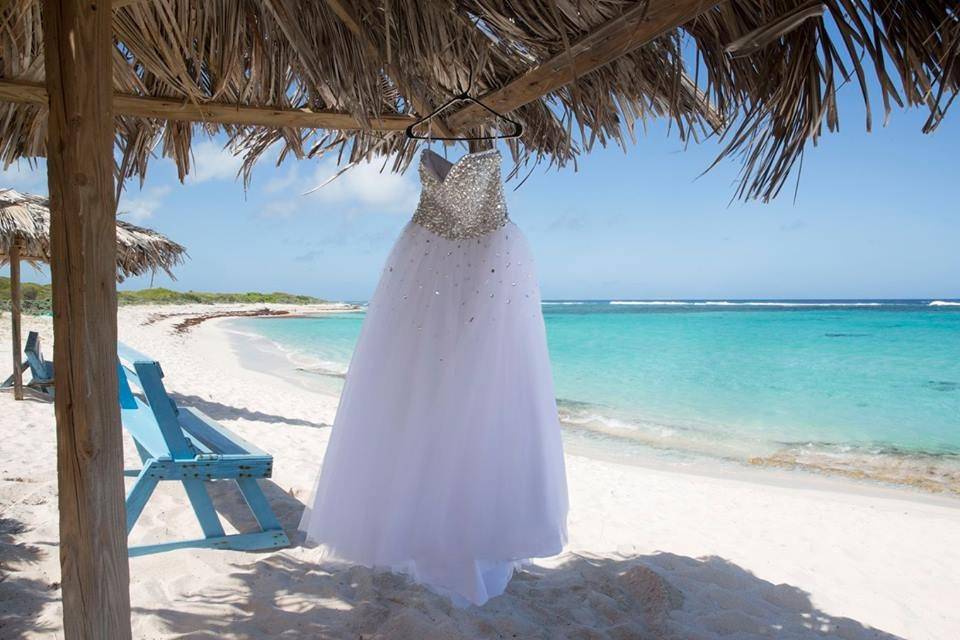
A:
[411, 148, 509, 240]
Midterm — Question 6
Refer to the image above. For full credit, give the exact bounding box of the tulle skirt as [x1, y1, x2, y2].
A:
[299, 220, 568, 606]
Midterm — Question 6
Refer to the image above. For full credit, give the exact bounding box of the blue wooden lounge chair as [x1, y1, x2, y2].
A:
[117, 344, 290, 557]
[1, 331, 54, 397]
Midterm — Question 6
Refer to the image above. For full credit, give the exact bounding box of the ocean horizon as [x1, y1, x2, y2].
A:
[230, 298, 960, 494]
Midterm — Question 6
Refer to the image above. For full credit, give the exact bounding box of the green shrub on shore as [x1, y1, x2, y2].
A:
[0, 276, 324, 314]
[0, 276, 53, 313]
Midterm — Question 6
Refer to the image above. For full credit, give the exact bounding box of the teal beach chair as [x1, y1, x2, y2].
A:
[117, 344, 290, 556]
[2, 331, 54, 397]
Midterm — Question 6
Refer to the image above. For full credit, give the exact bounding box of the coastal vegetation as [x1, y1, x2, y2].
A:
[0, 276, 323, 313]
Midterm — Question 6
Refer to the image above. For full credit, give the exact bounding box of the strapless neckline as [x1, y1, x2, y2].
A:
[412, 147, 508, 240]
[421, 148, 501, 184]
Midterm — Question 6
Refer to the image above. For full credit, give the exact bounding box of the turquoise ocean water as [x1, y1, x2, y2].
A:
[232, 300, 960, 492]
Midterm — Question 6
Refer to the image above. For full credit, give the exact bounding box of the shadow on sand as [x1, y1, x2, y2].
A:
[169, 393, 329, 430]
[0, 517, 58, 638]
[202, 477, 308, 543]
[132, 546, 904, 639]
[124, 449, 904, 639]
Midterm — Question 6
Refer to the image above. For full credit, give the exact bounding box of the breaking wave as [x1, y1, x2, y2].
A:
[557, 398, 960, 495]
[609, 300, 885, 307]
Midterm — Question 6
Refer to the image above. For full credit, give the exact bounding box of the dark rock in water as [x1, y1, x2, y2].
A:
[824, 332, 869, 338]
[925, 380, 959, 392]
[296, 366, 346, 379]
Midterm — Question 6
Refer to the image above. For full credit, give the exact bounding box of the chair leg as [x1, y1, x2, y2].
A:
[236, 478, 283, 531]
[1, 361, 29, 388]
[126, 476, 289, 556]
[126, 468, 159, 534]
[182, 479, 227, 538]
[25, 380, 54, 398]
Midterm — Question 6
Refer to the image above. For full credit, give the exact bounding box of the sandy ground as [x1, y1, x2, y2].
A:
[2, 304, 959, 639]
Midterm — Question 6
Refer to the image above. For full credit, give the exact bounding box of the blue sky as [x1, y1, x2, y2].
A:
[2, 97, 957, 302]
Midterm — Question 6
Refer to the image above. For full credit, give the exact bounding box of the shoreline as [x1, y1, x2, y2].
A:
[223, 313, 960, 506]
[143, 301, 361, 333]
[4, 304, 960, 638]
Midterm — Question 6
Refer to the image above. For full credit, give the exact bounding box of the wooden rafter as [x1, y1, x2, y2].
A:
[322, 0, 455, 138]
[0, 79, 415, 130]
[446, 0, 725, 132]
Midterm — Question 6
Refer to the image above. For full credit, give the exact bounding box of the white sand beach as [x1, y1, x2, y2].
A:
[2, 304, 959, 639]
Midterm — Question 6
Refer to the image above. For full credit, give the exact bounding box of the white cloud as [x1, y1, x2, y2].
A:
[307, 159, 419, 213]
[187, 140, 244, 183]
[0, 162, 46, 194]
[264, 164, 301, 194]
[119, 186, 171, 222]
[259, 156, 419, 218]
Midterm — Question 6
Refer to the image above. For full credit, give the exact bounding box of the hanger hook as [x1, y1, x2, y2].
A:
[405, 63, 523, 142]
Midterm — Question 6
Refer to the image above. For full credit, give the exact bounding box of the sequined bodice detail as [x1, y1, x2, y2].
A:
[411, 149, 509, 239]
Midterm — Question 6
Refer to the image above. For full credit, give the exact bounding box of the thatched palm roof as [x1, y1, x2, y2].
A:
[0, 188, 186, 280]
[0, 1, 957, 201]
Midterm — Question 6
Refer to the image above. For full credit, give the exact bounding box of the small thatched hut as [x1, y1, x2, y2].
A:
[1, 187, 186, 400]
[0, 188, 185, 278]
[0, 1, 956, 637]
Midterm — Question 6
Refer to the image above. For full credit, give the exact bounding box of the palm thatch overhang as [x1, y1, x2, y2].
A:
[0, 1, 955, 201]
[0, 188, 186, 280]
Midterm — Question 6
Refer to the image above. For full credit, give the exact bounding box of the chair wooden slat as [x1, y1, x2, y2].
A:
[178, 407, 268, 457]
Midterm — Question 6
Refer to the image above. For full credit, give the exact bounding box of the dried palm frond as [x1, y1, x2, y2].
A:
[0, 188, 186, 280]
[0, 0, 956, 202]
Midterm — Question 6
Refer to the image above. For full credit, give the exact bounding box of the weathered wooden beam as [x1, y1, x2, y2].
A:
[0, 72, 720, 137]
[0, 79, 48, 104]
[446, 0, 724, 132]
[111, 93, 414, 130]
[42, 0, 132, 638]
[0, 79, 415, 130]
[9, 244, 22, 401]
[322, 0, 455, 139]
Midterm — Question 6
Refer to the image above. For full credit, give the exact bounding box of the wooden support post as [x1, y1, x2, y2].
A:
[9, 244, 23, 400]
[42, 1, 132, 638]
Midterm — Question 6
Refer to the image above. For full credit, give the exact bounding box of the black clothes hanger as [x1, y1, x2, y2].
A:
[405, 92, 523, 141]
[405, 66, 523, 142]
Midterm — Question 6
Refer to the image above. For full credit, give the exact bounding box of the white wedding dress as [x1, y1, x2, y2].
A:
[299, 148, 568, 606]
